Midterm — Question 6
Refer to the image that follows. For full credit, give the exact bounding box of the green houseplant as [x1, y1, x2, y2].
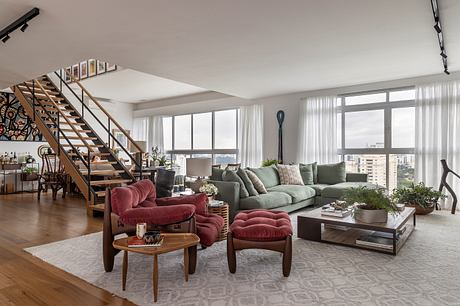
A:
[343, 186, 398, 223]
[21, 166, 39, 181]
[392, 182, 446, 215]
[261, 158, 279, 167]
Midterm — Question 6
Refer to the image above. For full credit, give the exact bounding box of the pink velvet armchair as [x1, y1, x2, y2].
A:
[103, 179, 224, 273]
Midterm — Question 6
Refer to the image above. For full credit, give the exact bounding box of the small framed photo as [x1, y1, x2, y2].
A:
[107, 63, 117, 72]
[80, 61, 88, 79]
[65, 67, 71, 82]
[97, 60, 106, 74]
[88, 59, 97, 77]
[72, 64, 80, 81]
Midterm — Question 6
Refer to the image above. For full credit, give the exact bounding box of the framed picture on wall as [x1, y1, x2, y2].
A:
[88, 59, 96, 77]
[65, 67, 71, 82]
[80, 61, 88, 79]
[97, 60, 106, 74]
[107, 63, 117, 72]
[112, 129, 130, 150]
[72, 64, 80, 81]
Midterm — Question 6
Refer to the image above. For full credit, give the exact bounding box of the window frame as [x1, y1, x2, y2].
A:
[337, 86, 415, 189]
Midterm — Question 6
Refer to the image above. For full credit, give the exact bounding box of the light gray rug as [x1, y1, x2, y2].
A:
[25, 210, 460, 306]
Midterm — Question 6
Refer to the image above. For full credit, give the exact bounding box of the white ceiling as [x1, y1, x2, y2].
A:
[0, 0, 459, 99]
[78, 68, 208, 103]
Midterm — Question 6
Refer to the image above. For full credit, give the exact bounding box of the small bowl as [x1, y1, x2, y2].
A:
[144, 231, 162, 244]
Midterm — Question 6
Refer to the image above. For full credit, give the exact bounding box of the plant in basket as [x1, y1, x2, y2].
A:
[392, 182, 446, 215]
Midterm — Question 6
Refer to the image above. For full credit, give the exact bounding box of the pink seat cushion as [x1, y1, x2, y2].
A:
[196, 213, 224, 247]
[230, 209, 292, 242]
[156, 193, 208, 215]
[111, 180, 156, 215]
[120, 205, 195, 226]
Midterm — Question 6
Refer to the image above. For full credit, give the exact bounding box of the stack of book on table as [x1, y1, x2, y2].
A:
[128, 236, 164, 248]
[208, 200, 224, 207]
[321, 204, 352, 218]
[356, 227, 407, 250]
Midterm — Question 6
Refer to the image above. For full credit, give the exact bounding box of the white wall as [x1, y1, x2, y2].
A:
[134, 71, 460, 165]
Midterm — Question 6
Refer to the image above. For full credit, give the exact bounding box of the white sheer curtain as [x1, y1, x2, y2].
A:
[149, 115, 164, 153]
[415, 80, 460, 210]
[132, 117, 149, 143]
[297, 95, 338, 164]
[239, 104, 264, 168]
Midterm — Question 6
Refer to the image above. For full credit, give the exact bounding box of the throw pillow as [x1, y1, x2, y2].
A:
[222, 170, 250, 198]
[237, 168, 258, 196]
[299, 163, 314, 185]
[277, 164, 304, 185]
[246, 170, 267, 194]
[210, 167, 224, 181]
[317, 161, 346, 185]
[300, 162, 318, 183]
[247, 165, 280, 188]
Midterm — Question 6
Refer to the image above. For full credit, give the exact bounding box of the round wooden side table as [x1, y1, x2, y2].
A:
[207, 203, 229, 241]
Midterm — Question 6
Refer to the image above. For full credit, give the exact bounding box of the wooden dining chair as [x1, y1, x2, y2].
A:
[38, 153, 68, 201]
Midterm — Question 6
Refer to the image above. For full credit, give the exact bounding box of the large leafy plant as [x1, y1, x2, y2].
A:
[392, 182, 446, 208]
[261, 158, 278, 167]
[343, 186, 398, 214]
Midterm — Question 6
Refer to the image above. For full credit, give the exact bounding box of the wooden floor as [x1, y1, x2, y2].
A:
[0, 192, 135, 305]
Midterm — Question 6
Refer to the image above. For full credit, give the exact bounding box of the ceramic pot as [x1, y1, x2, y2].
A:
[354, 208, 388, 223]
[406, 203, 435, 215]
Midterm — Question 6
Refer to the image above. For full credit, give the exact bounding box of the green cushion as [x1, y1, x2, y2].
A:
[210, 168, 224, 181]
[299, 163, 314, 185]
[267, 185, 316, 203]
[248, 165, 280, 188]
[237, 168, 258, 196]
[222, 170, 249, 198]
[300, 162, 317, 183]
[322, 182, 379, 199]
[317, 162, 346, 185]
[308, 184, 330, 196]
[239, 192, 292, 210]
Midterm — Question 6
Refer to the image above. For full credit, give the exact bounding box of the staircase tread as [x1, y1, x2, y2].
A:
[61, 144, 104, 147]
[81, 170, 124, 175]
[90, 179, 132, 186]
[66, 136, 98, 140]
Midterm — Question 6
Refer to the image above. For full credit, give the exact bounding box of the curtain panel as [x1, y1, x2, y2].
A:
[239, 104, 264, 168]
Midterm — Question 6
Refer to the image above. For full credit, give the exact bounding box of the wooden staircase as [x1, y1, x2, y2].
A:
[12, 74, 144, 215]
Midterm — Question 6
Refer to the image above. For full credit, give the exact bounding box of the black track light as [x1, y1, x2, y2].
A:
[1, 34, 10, 43]
[20, 22, 28, 32]
[434, 22, 442, 33]
[440, 51, 447, 58]
[444, 69, 450, 75]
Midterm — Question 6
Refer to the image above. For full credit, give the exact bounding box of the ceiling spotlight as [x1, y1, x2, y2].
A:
[434, 22, 442, 33]
[440, 51, 447, 58]
[1, 34, 10, 43]
[20, 22, 28, 32]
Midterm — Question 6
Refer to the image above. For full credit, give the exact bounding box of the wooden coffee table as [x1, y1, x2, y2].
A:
[297, 207, 416, 255]
[113, 233, 200, 302]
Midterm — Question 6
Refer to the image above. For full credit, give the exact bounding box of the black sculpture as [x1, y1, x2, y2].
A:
[276, 110, 285, 164]
[439, 159, 460, 214]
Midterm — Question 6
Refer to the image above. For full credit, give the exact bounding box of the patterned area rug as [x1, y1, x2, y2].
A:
[25, 210, 460, 306]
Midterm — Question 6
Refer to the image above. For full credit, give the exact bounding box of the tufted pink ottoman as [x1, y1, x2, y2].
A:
[227, 209, 293, 277]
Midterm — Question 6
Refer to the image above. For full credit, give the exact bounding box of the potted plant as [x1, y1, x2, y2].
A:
[392, 182, 446, 215]
[261, 158, 279, 167]
[199, 182, 219, 202]
[343, 186, 398, 223]
[21, 166, 39, 181]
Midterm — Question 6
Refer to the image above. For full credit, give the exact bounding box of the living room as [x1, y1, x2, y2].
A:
[1, 1, 460, 305]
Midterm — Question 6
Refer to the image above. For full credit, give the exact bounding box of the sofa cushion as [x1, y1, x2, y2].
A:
[196, 213, 225, 247]
[237, 168, 258, 196]
[267, 185, 315, 203]
[322, 182, 379, 199]
[300, 162, 318, 183]
[239, 192, 292, 210]
[119, 204, 195, 226]
[246, 170, 267, 194]
[277, 164, 304, 185]
[317, 162, 346, 185]
[156, 193, 208, 215]
[248, 166, 280, 188]
[210, 167, 225, 181]
[308, 184, 330, 196]
[223, 170, 249, 198]
[299, 163, 314, 185]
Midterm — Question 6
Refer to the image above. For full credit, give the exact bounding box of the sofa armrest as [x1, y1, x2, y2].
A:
[346, 173, 368, 182]
[208, 180, 240, 222]
[156, 193, 208, 215]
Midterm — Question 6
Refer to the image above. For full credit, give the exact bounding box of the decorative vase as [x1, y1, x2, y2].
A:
[406, 203, 435, 215]
[354, 208, 388, 223]
[207, 194, 215, 203]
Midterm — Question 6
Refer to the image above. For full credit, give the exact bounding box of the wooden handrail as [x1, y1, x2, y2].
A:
[68, 75, 144, 154]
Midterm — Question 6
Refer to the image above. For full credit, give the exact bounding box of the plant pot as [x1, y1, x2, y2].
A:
[207, 194, 215, 203]
[21, 173, 39, 181]
[406, 203, 435, 215]
[354, 208, 388, 223]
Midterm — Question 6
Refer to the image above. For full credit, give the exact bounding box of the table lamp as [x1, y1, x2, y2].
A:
[132, 140, 147, 170]
[186, 158, 212, 192]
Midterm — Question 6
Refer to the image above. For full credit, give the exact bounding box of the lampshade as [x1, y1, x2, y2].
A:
[186, 158, 212, 177]
[132, 140, 147, 153]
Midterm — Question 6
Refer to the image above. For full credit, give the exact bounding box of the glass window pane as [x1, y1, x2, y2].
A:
[163, 117, 172, 151]
[389, 89, 415, 102]
[392, 107, 415, 148]
[345, 93, 386, 105]
[174, 115, 191, 150]
[345, 154, 387, 188]
[214, 110, 237, 149]
[193, 113, 212, 149]
[345, 110, 384, 148]
[390, 154, 415, 192]
[172, 154, 190, 176]
[214, 154, 237, 167]
[337, 113, 342, 149]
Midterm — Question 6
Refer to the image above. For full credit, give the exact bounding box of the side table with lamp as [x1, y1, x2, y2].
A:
[186, 157, 212, 193]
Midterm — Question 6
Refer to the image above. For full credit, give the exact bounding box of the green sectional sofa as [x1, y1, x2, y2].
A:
[208, 162, 378, 221]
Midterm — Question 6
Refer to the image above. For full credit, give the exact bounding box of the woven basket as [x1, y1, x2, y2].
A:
[406, 203, 435, 215]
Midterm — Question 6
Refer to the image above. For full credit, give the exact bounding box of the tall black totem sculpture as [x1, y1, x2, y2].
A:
[439, 159, 460, 214]
[277, 110, 285, 164]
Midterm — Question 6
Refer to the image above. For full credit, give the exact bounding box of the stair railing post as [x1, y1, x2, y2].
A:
[57, 111, 60, 155]
[81, 89, 84, 119]
[108, 118, 111, 146]
[59, 70, 62, 92]
[87, 150, 91, 204]
[32, 80, 35, 121]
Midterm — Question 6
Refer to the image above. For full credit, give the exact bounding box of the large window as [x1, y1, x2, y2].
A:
[163, 109, 239, 174]
[338, 88, 415, 191]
